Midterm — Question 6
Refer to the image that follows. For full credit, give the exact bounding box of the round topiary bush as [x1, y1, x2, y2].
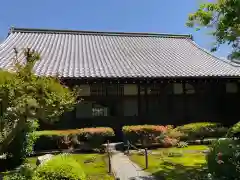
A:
[207, 139, 240, 179]
[33, 154, 86, 180]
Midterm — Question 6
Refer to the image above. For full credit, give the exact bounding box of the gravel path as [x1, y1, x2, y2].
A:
[111, 152, 156, 180]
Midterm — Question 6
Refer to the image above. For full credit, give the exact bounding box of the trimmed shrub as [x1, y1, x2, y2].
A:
[3, 163, 35, 180]
[34, 127, 115, 151]
[156, 125, 183, 148]
[175, 122, 228, 140]
[164, 127, 184, 140]
[122, 125, 168, 146]
[1, 124, 38, 171]
[33, 154, 86, 180]
[207, 139, 240, 179]
[227, 121, 240, 138]
[159, 136, 179, 148]
[81, 127, 114, 148]
[3, 173, 27, 180]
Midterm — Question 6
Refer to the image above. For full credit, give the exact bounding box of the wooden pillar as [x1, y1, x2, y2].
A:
[182, 81, 187, 122]
[137, 84, 141, 118]
[196, 80, 205, 121]
[218, 81, 225, 122]
[210, 81, 217, 120]
[106, 84, 108, 96]
[144, 84, 149, 118]
[166, 81, 172, 123]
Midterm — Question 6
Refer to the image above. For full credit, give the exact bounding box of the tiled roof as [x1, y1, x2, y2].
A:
[0, 27, 240, 78]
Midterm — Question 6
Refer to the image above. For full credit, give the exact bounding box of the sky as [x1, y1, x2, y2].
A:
[0, 0, 230, 58]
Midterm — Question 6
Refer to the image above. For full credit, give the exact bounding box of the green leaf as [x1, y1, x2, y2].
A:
[186, 0, 240, 59]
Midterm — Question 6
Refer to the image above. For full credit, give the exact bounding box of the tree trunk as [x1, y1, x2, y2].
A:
[0, 116, 26, 154]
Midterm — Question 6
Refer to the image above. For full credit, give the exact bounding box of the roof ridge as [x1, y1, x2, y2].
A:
[189, 40, 240, 67]
[10, 27, 192, 39]
[188, 39, 238, 66]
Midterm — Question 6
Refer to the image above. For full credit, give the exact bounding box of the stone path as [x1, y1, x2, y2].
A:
[111, 152, 156, 180]
[108, 142, 156, 180]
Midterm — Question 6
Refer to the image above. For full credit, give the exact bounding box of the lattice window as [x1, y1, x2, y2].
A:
[92, 104, 108, 116]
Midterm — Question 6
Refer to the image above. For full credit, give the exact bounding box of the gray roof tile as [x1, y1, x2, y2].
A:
[0, 27, 240, 78]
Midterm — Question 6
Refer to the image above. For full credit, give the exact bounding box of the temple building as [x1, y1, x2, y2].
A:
[0, 27, 240, 137]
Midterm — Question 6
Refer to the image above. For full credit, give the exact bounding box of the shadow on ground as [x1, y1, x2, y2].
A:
[151, 161, 208, 180]
[128, 176, 156, 180]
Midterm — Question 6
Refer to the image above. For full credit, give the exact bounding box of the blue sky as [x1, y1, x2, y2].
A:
[0, 0, 230, 58]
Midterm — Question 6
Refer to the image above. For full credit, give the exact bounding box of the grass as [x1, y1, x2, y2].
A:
[129, 145, 210, 180]
[27, 153, 114, 180]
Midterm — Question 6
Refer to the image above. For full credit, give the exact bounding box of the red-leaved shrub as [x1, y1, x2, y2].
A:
[122, 125, 168, 146]
[159, 137, 179, 148]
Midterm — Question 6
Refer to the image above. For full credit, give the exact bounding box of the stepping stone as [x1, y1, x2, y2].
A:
[36, 154, 53, 166]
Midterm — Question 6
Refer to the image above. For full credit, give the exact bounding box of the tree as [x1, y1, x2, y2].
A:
[186, 0, 240, 60]
[0, 48, 77, 168]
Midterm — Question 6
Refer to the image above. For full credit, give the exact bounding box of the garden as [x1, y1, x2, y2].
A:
[0, 126, 116, 180]
[122, 122, 240, 180]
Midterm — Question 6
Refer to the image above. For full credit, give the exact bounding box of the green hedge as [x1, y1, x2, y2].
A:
[33, 154, 86, 180]
[122, 125, 168, 146]
[175, 122, 228, 140]
[226, 121, 240, 138]
[34, 127, 115, 152]
[122, 123, 228, 147]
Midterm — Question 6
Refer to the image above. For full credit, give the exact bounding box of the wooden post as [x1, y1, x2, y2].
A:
[137, 84, 141, 118]
[144, 84, 148, 119]
[182, 81, 187, 122]
[107, 140, 111, 173]
[145, 148, 148, 169]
